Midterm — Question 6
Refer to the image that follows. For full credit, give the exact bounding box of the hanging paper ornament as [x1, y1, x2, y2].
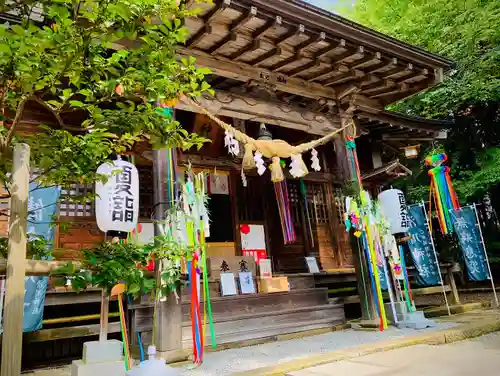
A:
[289, 154, 308, 178]
[224, 131, 240, 156]
[241, 167, 248, 187]
[183, 97, 355, 182]
[311, 149, 321, 171]
[254, 151, 266, 176]
[95, 158, 139, 233]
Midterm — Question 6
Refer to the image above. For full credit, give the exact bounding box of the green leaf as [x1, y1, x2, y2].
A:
[69, 100, 85, 107]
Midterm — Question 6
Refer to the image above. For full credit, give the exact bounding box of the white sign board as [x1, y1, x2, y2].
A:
[240, 224, 266, 251]
[259, 259, 273, 279]
[305, 257, 320, 273]
[220, 273, 238, 296]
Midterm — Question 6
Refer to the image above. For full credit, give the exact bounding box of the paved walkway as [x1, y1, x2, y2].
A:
[288, 332, 500, 376]
[178, 322, 457, 376]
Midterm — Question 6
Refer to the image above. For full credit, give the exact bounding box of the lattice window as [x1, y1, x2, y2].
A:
[59, 184, 95, 217]
[332, 187, 345, 225]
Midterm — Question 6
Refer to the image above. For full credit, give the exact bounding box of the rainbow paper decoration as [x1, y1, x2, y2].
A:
[274, 180, 297, 244]
[426, 153, 460, 234]
[344, 138, 389, 331]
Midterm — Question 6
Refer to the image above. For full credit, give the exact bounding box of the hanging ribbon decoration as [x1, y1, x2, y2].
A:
[274, 180, 296, 244]
[299, 179, 314, 248]
[345, 134, 388, 331]
[426, 153, 460, 234]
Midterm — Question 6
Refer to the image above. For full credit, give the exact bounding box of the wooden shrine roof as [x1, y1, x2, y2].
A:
[362, 159, 412, 184]
[181, 0, 453, 107]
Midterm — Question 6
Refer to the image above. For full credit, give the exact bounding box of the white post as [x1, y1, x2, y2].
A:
[473, 204, 499, 307]
[422, 202, 451, 316]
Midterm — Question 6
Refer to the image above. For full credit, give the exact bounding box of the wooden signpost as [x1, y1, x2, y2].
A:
[1, 143, 30, 376]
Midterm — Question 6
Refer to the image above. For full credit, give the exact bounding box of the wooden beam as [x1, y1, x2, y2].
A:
[269, 30, 326, 72]
[348, 52, 382, 70]
[315, 38, 347, 59]
[231, 39, 262, 61]
[203, 0, 231, 24]
[287, 59, 321, 78]
[324, 70, 363, 86]
[208, 32, 237, 55]
[331, 46, 364, 64]
[337, 84, 361, 100]
[269, 53, 301, 72]
[295, 32, 327, 55]
[253, 15, 282, 40]
[232, 6, 258, 33]
[365, 58, 398, 74]
[1, 144, 30, 376]
[208, 5, 259, 55]
[0, 260, 82, 276]
[307, 64, 349, 82]
[396, 68, 429, 83]
[185, 0, 231, 48]
[361, 79, 395, 93]
[381, 63, 413, 79]
[249, 47, 282, 67]
[276, 24, 305, 46]
[370, 83, 409, 99]
[186, 25, 213, 48]
[179, 47, 338, 100]
[177, 91, 341, 135]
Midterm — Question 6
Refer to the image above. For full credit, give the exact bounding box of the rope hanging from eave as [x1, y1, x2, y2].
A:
[183, 96, 357, 182]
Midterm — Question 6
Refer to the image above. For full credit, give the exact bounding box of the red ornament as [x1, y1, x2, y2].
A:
[240, 224, 250, 235]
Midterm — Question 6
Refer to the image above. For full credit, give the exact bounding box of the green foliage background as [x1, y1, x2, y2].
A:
[339, 0, 500, 203]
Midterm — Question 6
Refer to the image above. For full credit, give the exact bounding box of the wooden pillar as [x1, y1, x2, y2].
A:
[1, 143, 30, 376]
[446, 266, 461, 305]
[152, 148, 183, 359]
[231, 118, 245, 257]
[334, 123, 378, 325]
[99, 290, 110, 341]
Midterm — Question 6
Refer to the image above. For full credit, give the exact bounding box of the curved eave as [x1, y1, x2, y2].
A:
[241, 0, 454, 71]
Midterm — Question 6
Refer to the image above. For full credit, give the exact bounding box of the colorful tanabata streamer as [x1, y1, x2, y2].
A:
[426, 153, 460, 234]
[274, 179, 297, 244]
[299, 179, 314, 248]
[182, 173, 216, 365]
[345, 137, 388, 331]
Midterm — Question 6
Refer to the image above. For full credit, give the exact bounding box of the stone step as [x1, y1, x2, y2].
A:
[182, 316, 344, 346]
[182, 303, 345, 332]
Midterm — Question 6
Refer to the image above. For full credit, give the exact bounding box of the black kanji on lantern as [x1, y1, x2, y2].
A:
[398, 192, 409, 228]
[111, 165, 135, 223]
[239, 259, 249, 272]
[220, 260, 230, 272]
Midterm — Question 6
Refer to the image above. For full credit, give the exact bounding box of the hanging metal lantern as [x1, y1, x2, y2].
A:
[95, 158, 139, 233]
[403, 144, 420, 159]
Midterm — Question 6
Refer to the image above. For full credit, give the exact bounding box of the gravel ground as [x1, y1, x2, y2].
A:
[179, 322, 458, 376]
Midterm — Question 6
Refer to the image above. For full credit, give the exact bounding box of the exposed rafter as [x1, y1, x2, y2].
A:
[253, 15, 282, 40]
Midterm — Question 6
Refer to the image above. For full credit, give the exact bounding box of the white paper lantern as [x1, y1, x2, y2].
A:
[95, 159, 139, 233]
[378, 189, 410, 234]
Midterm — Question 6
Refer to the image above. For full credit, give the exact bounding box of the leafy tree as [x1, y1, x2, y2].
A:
[339, 0, 500, 203]
[0, 0, 212, 197]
